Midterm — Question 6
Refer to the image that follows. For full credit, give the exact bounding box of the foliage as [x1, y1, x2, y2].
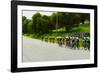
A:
[22, 12, 90, 38]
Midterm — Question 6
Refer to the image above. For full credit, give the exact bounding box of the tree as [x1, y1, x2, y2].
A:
[22, 16, 26, 22]
[62, 13, 81, 32]
[42, 15, 51, 32]
[50, 13, 57, 29]
[35, 15, 50, 33]
[23, 12, 90, 34]
[41, 18, 49, 33]
[50, 12, 81, 31]
[27, 21, 33, 33]
[79, 13, 90, 24]
[32, 12, 41, 33]
[22, 16, 30, 34]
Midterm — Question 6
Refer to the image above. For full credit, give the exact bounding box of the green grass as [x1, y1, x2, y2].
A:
[71, 24, 90, 33]
[51, 23, 90, 33]
[52, 27, 65, 32]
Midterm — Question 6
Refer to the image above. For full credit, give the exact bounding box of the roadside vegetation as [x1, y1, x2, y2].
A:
[22, 12, 90, 39]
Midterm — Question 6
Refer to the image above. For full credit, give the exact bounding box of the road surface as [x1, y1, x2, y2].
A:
[22, 36, 90, 62]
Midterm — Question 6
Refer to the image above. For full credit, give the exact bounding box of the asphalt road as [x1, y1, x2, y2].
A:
[22, 36, 90, 62]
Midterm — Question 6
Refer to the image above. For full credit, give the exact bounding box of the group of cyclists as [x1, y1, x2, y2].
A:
[57, 36, 90, 50]
[41, 33, 90, 50]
